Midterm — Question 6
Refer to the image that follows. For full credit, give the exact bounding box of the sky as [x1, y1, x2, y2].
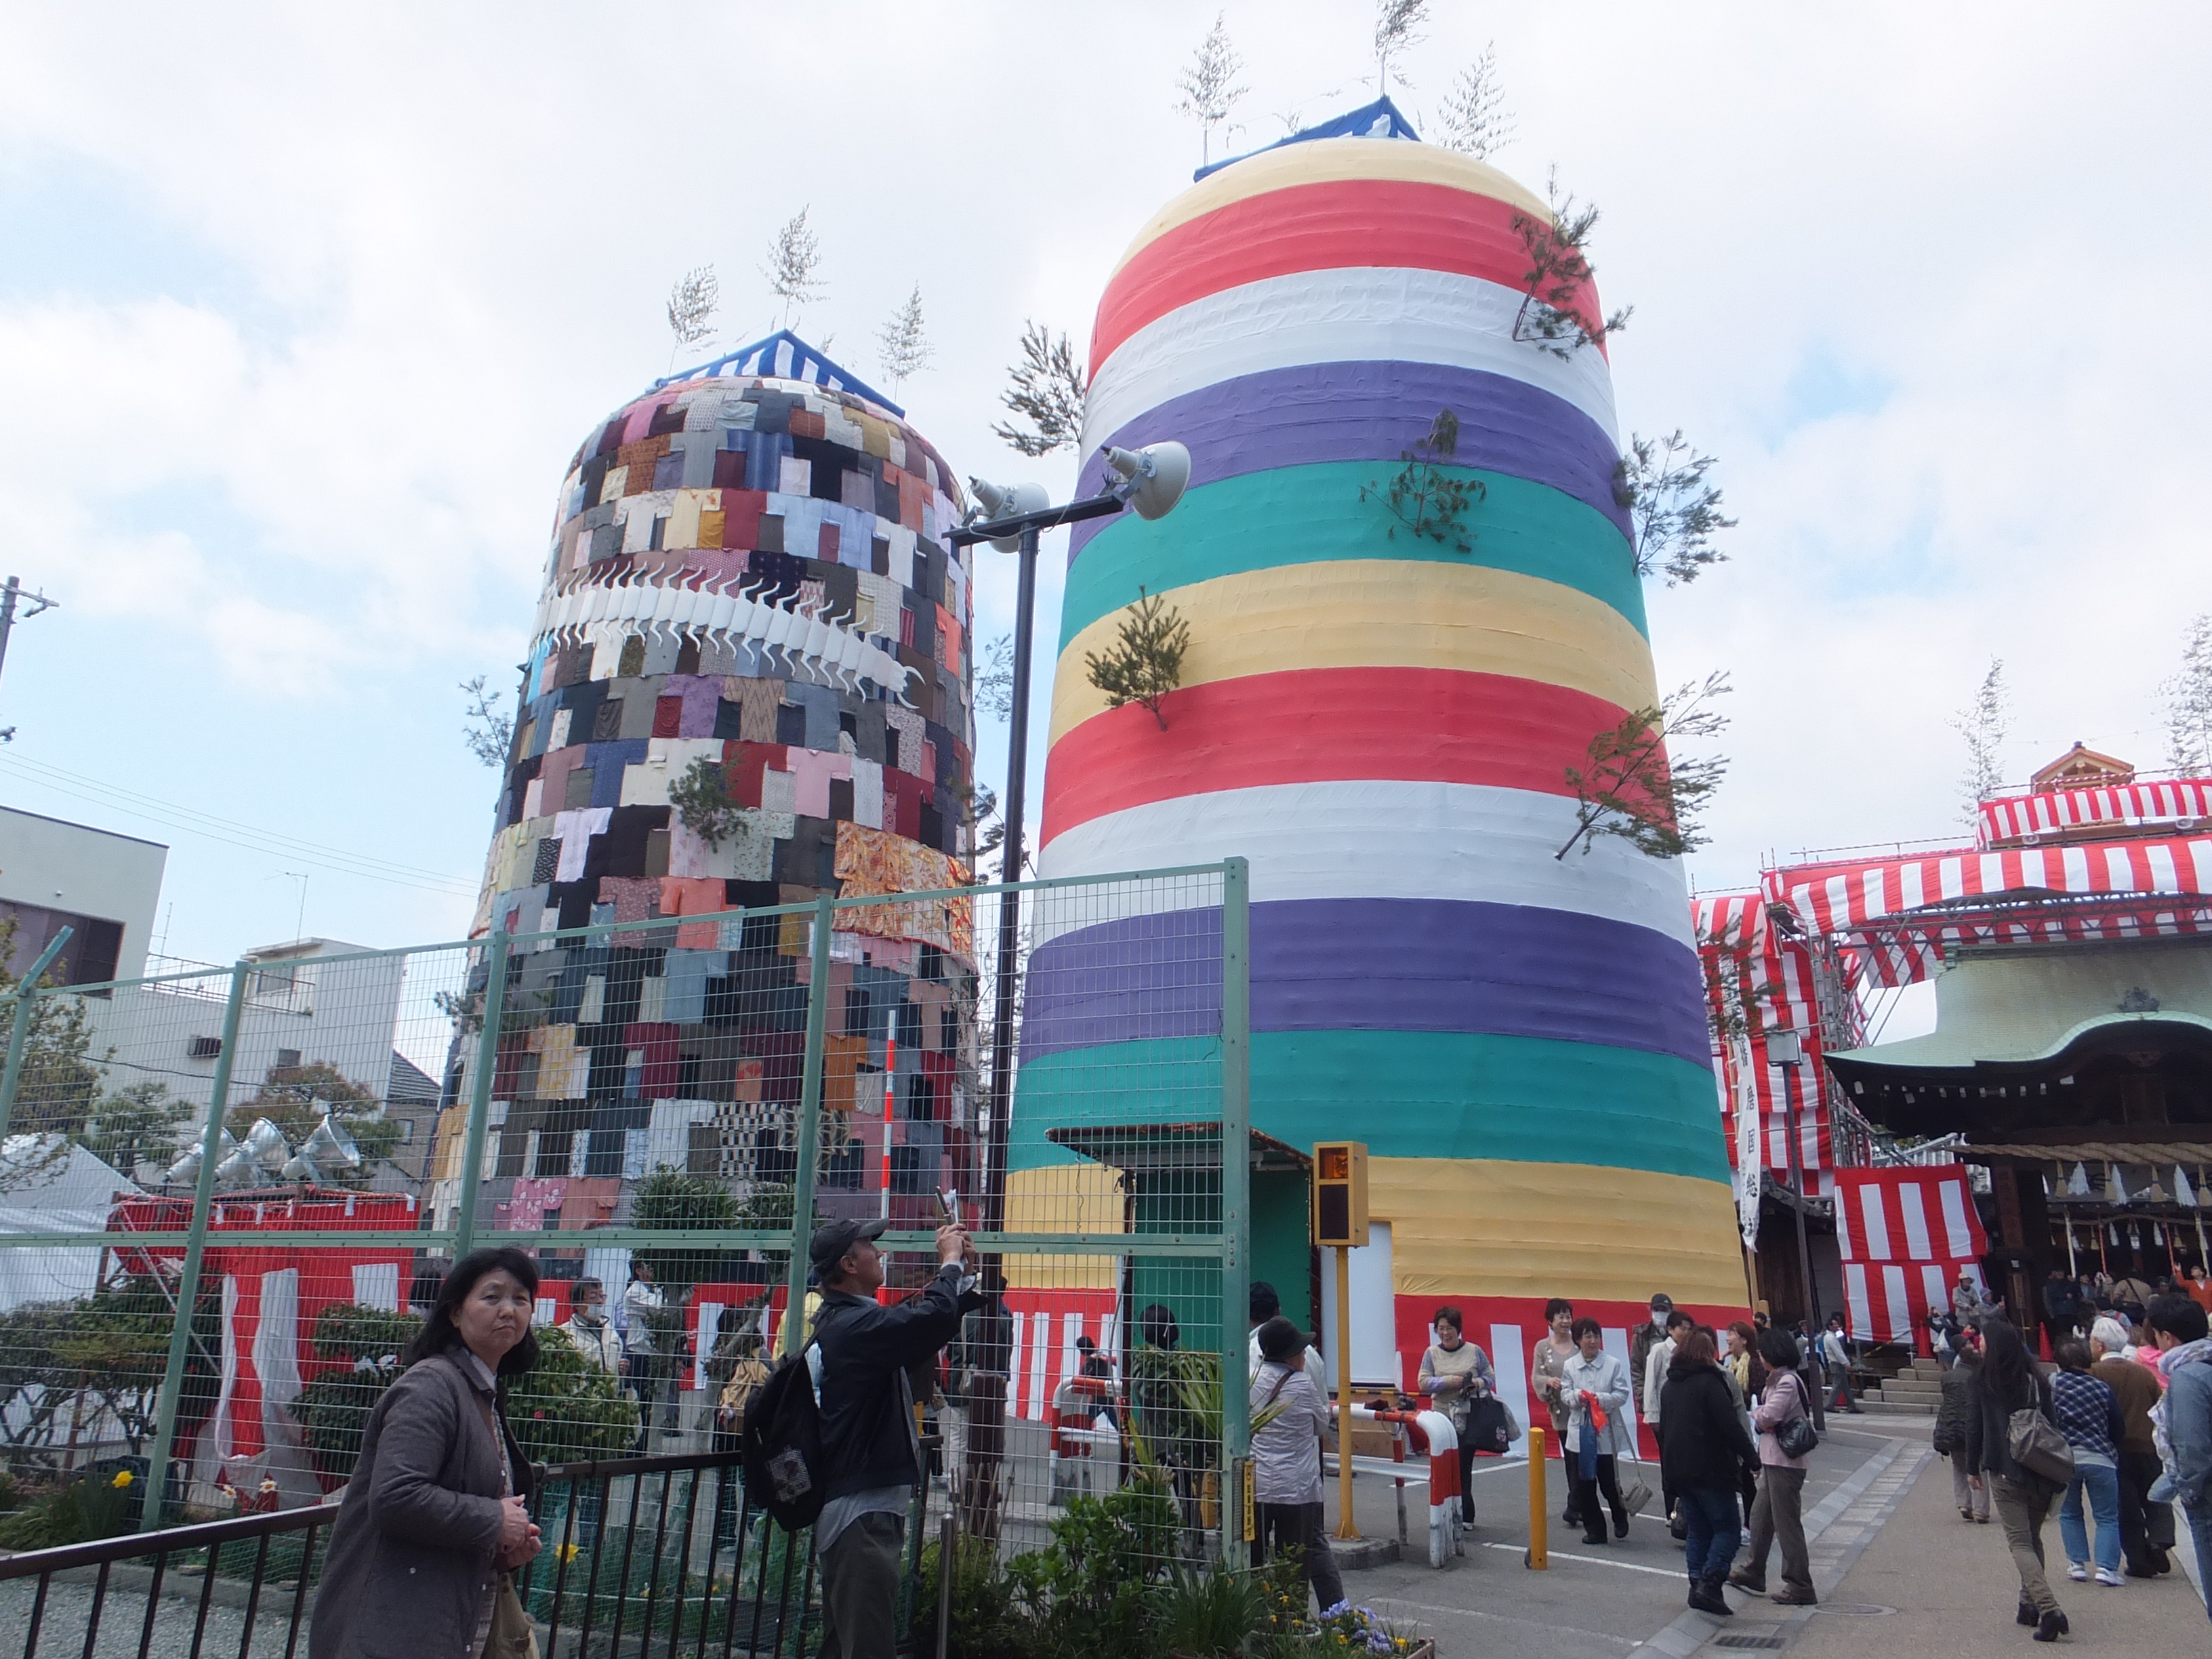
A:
[1, 3, 2209, 1004]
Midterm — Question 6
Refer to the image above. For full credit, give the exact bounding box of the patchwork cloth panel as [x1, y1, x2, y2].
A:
[1019, 127, 1744, 1332]
[455, 346, 980, 1228]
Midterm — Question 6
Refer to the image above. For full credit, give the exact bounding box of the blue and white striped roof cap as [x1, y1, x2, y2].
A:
[655, 329, 904, 418]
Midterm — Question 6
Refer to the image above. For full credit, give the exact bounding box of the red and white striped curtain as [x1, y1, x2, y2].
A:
[1834, 1166, 1988, 1351]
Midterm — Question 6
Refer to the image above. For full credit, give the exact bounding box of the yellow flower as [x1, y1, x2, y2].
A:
[558, 1543, 582, 1563]
[110, 1470, 134, 1488]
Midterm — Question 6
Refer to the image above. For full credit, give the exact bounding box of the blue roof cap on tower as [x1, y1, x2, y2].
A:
[655, 329, 903, 417]
[1191, 95, 1421, 183]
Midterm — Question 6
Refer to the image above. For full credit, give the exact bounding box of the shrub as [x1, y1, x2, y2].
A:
[0, 1469, 135, 1549]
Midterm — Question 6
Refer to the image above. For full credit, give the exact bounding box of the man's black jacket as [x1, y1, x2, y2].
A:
[813, 1263, 981, 1500]
[1656, 1358, 1759, 1494]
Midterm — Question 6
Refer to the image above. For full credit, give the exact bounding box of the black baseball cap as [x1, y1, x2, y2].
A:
[809, 1218, 889, 1273]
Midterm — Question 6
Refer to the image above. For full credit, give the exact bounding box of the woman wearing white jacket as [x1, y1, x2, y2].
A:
[1562, 1317, 1636, 1544]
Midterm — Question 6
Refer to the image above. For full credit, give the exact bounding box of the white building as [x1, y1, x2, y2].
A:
[0, 806, 166, 987]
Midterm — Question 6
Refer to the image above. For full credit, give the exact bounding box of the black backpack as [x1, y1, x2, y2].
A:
[741, 1344, 828, 1532]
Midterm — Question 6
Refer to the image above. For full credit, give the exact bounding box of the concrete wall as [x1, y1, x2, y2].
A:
[0, 806, 167, 983]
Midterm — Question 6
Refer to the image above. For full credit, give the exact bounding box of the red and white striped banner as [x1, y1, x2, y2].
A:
[1835, 1166, 1988, 1349]
[1981, 779, 2212, 846]
[1766, 838, 2212, 935]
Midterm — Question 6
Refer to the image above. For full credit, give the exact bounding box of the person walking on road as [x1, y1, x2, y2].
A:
[2050, 1337, 2127, 1587]
[561, 1277, 623, 1375]
[1643, 1307, 1693, 1533]
[1937, 1335, 1991, 1523]
[1818, 1314, 1861, 1414]
[1731, 1328, 1818, 1606]
[1418, 1305, 1494, 1526]
[809, 1216, 984, 1659]
[1631, 1294, 1673, 1418]
[1562, 1316, 1634, 1544]
[1973, 1316, 2070, 1641]
[2145, 1291, 2212, 1626]
[2090, 1315, 2173, 1576]
[1250, 1316, 1346, 1615]
[1531, 1299, 1580, 1523]
[622, 1258, 672, 1441]
[1658, 1328, 1760, 1617]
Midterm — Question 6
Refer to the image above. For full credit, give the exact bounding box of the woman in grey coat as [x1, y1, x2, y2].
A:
[310, 1248, 544, 1659]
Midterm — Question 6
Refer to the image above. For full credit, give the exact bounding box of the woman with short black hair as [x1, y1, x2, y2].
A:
[310, 1247, 544, 1659]
[1976, 1317, 2070, 1641]
[1658, 1328, 1759, 1616]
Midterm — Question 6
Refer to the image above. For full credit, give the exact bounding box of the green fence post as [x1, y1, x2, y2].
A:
[452, 926, 512, 1258]
[0, 927, 73, 1143]
[780, 897, 834, 1357]
[1218, 858, 1252, 1568]
[140, 960, 249, 1531]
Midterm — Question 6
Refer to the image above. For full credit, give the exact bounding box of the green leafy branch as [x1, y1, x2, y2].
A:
[1509, 168, 1633, 359]
[1084, 586, 1191, 731]
[668, 755, 743, 849]
[1360, 408, 1485, 552]
[1614, 430, 1736, 586]
[1557, 671, 1731, 861]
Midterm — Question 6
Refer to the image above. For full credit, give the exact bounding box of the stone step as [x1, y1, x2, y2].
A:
[1854, 1399, 1937, 1416]
[1874, 1380, 1943, 1400]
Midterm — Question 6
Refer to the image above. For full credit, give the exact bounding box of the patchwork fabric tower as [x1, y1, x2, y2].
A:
[455, 334, 977, 1227]
[1021, 110, 1744, 1399]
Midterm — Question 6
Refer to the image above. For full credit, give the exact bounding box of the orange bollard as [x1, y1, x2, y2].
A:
[1526, 1425, 1548, 1569]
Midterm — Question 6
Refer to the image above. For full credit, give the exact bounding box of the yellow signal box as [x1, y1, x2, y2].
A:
[1311, 1141, 1370, 1248]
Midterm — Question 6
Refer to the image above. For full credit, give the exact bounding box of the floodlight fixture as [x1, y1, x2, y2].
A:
[1099, 441, 1191, 521]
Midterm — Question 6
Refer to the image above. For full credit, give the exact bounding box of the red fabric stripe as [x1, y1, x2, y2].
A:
[1040, 665, 1632, 845]
[1090, 179, 1608, 373]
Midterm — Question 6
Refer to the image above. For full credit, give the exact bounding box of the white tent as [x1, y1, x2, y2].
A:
[0, 1135, 136, 1309]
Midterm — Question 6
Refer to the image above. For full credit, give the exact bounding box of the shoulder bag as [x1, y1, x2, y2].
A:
[2007, 1378, 2074, 1486]
[485, 1574, 540, 1659]
[1774, 1371, 1820, 1459]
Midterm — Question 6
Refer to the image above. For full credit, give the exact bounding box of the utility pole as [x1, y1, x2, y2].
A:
[0, 577, 59, 740]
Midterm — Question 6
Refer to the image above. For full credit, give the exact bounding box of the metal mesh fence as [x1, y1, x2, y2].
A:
[0, 860, 1251, 1617]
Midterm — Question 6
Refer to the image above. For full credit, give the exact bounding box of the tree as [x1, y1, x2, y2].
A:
[2162, 614, 2212, 773]
[77, 1082, 192, 1181]
[1173, 12, 1248, 167]
[974, 634, 1017, 722]
[0, 916, 107, 1191]
[226, 1060, 401, 1183]
[1359, 407, 1486, 552]
[876, 283, 934, 392]
[1949, 659, 2009, 825]
[1511, 169, 1633, 359]
[668, 754, 743, 850]
[1435, 43, 1513, 159]
[1084, 588, 1192, 732]
[992, 323, 1086, 457]
[460, 675, 513, 769]
[666, 264, 720, 368]
[1614, 430, 1736, 586]
[630, 1165, 741, 1296]
[1555, 671, 1732, 861]
[1372, 0, 1429, 96]
[762, 207, 825, 329]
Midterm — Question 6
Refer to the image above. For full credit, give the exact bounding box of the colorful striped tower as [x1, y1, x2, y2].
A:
[1019, 119, 1745, 1393]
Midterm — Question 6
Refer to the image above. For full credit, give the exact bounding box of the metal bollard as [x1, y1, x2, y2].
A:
[1525, 1425, 1548, 1569]
[938, 1511, 956, 1659]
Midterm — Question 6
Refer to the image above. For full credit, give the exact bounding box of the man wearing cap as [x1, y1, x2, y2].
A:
[808, 1216, 983, 1659]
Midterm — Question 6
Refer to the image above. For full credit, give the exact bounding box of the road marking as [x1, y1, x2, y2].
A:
[1361, 1597, 1639, 1647]
[1481, 1540, 1684, 1579]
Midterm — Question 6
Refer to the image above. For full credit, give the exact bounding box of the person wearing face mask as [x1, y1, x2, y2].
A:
[562, 1277, 623, 1375]
[1631, 1294, 1673, 1419]
[310, 1247, 544, 1659]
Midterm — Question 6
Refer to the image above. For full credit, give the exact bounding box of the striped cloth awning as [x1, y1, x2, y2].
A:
[1982, 779, 2212, 846]
[1835, 1166, 1989, 1350]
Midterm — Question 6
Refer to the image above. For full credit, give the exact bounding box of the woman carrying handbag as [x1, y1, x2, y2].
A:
[1973, 1317, 2074, 1641]
[1730, 1329, 1819, 1605]
[1419, 1306, 1496, 1525]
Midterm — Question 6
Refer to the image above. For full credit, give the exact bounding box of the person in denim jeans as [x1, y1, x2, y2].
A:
[2145, 1292, 2212, 1628]
[2049, 1338, 2126, 1586]
[1657, 1328, 1760, 1618]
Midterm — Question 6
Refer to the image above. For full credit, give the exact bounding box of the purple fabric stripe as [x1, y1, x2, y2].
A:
[1069, 360, 1629, 566]
[1019, 897, 1707, 1067]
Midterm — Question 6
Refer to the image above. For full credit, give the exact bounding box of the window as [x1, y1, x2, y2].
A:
[398, 1120, 415, 1143]
[188, 1036, 224, 1060]
[275, 1048, 302, 1071]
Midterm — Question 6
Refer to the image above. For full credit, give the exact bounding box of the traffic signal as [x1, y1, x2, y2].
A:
[1311, 1141, 1370, 1248]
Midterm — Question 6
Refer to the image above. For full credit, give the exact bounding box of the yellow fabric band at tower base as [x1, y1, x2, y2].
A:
[1374, 1157, 1748, 1308]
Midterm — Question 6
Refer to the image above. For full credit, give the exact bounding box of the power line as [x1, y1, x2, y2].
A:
[0, 750, 478, 897]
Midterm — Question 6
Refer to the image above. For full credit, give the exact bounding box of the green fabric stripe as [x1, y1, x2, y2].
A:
[1009, 1029, 1729, 1182]
[1058, 462, 1648, 651]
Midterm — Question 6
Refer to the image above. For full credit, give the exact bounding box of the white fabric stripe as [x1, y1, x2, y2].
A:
[1833, 1178, 1856, 1258]
[1843, 1265, 1872, 1343]
[1939, 1179, 1975, 1258]
[1036, 779, 1696, 949]
[1488, 1324, 1531, 1444]
[1860, 1186, 1892, 1261]
[1083, 266, 1620, 453]
[1006, 1311, 1025, 1416]
[1898, 1182, 1933, 1260]
[1881, 1267, 1912, 1343]
[1921, 1265, 1951, 1324]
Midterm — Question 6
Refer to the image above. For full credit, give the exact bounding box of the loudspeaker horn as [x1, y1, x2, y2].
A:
[967, 479, 1050, 552]
[302, 1115, 363, 1172]
[1099, 441, 1191, 522]
[245, 1117, 291, 1172]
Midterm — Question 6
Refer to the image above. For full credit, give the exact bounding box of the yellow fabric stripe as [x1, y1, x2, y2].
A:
[1004, 1164, 1124, 1290]
[1048, 560, 1659, 747]
[1111, 139, 1553, 276]
[1374, 1157, 1750, 1307]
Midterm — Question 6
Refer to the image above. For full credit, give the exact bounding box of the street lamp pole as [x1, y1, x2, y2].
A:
[0, 576, 58, 739]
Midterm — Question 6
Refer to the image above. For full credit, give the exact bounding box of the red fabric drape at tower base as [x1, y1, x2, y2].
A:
[109, 1190, 417, 1502]
[1832, 1166, 1988, 1353]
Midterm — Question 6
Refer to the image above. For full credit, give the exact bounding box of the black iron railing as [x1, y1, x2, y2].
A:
[0, 1450, 848, 1659]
